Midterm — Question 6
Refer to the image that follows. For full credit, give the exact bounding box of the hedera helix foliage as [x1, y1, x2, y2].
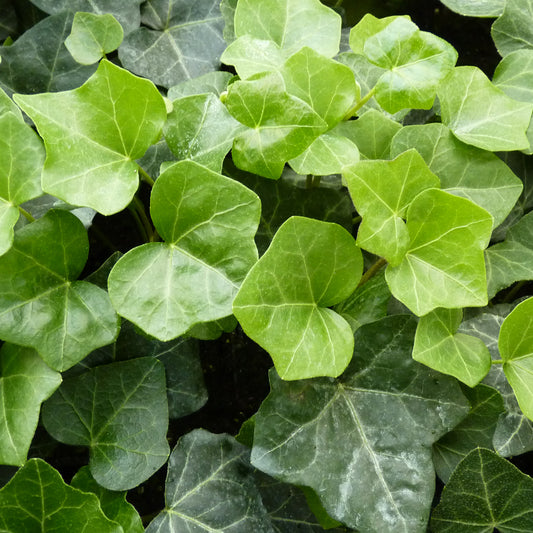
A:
[1, 0, 533, 531]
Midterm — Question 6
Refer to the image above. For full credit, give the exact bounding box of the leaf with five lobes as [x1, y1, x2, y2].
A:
[439, 0, 504, 17]
[14, 60, 166, 215]
[431, 448, 533, 532]
[492, 0, 533, 57]
[119, 0, 226, 88]
[438, 66, 533, 152]
[65, 12, 124, 65]
[0, 459, 123, 532]
[0, 344, 61, 466]
[0, 209, 119, 371]
[225, 74, 327, 179]
[413, 308, 492, 387]
[42, 357, 170, 491]
[233, 216, 363, 380]
[167, 70, 233, 100]
[164, 93, 244, 173]
[385, 189, 493, 316]
[251, 316, 469, 533]
[391, 123, 523, 228]
[344, 149, 440, 266]
[108, 161, 260, 341]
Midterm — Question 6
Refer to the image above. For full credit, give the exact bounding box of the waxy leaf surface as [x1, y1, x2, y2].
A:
[251, 316, 469, 533]
[14, 60, 167, 215]
[233, 216, 362, 380]
[492, 0, 533, 56]
[439, 0, 504, 17]
[0, 209, 118, 371]
[493, 50, 533, 104]
[167, 70, 232, 100]
[42, 357, 170, 491]
[109, 161, 260, 341]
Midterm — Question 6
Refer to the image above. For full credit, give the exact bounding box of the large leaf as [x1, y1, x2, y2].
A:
[439, 0, 504, 17]
[492, 0, 533, 56]
[385, 189, 493, 316]
[119, 0, 226, 88]
[251, 315, 469, 533]
[14, 60, 167, 215]
[42, 357, 170, 491]
[167, 70, 232, 100]
[108, 161, 260, 341]
[0, 344, 61, 466]
[233, 216, 363, 380]
[431, 448, 533, 532]
[0, 209, 118, 371]
[0, 459, 122, 532]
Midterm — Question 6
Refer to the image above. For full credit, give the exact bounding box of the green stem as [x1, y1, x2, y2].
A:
[306, 174, 314, 189]
[138, 165, 155, 187]
[343, 87, 377, 121]
[128, 204, 149, 243]
[492, 359, 504, 365]
[333, 0, 343, 7]
[352, 215, 362, 225]
[357, 257, 387, 288]
[18, 205, 35, 222]
[131, 196, 157, 242]
[503, 280, 526, 303]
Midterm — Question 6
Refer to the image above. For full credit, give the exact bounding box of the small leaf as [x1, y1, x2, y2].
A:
[439, 0, 504, 17]
[492, 0, 533, 56]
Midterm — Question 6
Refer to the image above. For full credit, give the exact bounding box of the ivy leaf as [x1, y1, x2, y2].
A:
[438, 66, 533, 152]
[220, 0, 237, 43]
[0, 459, 122, 532]
[65, 12, 124, 65]
[0, 210, 119, 371]
[385, 189, 493, 316]
[108, 161, 260, 341]
[14, 60, 167, 215]
[167, 71, 233, 100]
[0, 344, 61, 466]
[431, 448, 533, 532]
[42, 357, 170, 491]
[344, 149, 440, 265]
[438, 0, 504, 17]
[119, 0, 226, 88]
[233, 216, 362, 380]
[492, 0, 533, 56]
[251, 316, 469, 533]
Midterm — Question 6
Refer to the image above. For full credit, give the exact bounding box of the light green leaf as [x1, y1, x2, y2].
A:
[0, 459, 122, 532]
[493, 50, 533, 103]
[431, 448, 533, 532]
[220, 0, 237, 43]
[14, 60, 167, 215]
[385, 189, 493, 316]
[0, 210, 119, 371]
[167, 71, 233, 100]
[438, 66, 533, 151]
[344, 149, 440, 265]
[492, 0, 533, 56]
[391, 123, 523, 228]
[233, 216, 363, 380]
[0, 344, 61, 466]
[42, 357, 170, 491]
[413, 308, 491, 387]
[108, 161, 260, 341]
[65, 12, 124, 65]
[119, 0, 226, 88]
[251, 316, 469, 533]
[0, 201, 17, 256]
[439, 0, 504, 17]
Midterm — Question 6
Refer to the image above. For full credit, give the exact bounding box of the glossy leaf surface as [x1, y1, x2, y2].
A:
[439, 0, 504, 17]
[492, 0, 533, 56]
[493, 50, 533, 103]
[167, 70, 232, 100]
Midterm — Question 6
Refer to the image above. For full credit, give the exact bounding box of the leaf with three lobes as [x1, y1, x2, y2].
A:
[0, 459, 122, 532]
[233, 216, 363, 380]
[108, 161, 260, 341]
[14, 60, 167, 215]
[0, 209, 119, 371]
[492, 0, 533, 57]
[42, 357, 170, 491]
[385, 189, 493, 316]
[344, 149, 440, 265]
[251, 316, 469, 533]
[0, 344, 61, 466]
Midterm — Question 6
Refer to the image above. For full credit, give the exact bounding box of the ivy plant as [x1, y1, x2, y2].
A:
[1, 0, 533, 531]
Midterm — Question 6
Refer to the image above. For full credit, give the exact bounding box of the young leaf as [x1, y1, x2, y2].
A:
[251, 316, 469, 533]
[493, 50, 533, 103]
[167, 71, 233, 100]
[0, 344, 61, 466]
[42, 357, 170, 491]
[233, 216, 363, 380]
[0, 209, 119, 371]
[108, 161, 260, 341]
[438, 0, 504, 17]
[0, 459, 122, 532]
[492, 0, 533, 56]
[65, 12, 124, 65]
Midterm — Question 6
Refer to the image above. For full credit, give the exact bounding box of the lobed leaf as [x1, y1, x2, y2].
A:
[492, 0, 533, 56]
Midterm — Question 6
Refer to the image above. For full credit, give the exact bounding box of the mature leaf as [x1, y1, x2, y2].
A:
[42, 357, 169, 491]
[344, 149, 440, 265]
[167, 71, 233, 100]
[233, 216, 362, 380]
[251, 315, 469, 533]
[0, 210, 118, 371]
[431, 448, 533, 532]
[492, 0, 533, 56]
[0, 0, 16, 40]
[65, 12, 124, 65]
[391, 123, 523, 228]
[438, 0, 504, 17]
[438, 66, 533, 151]
[14, 60, 167, 215]
[493, 50, 533, 103]
[385, 189, 493, 316]
[109, 161, 260, 341]
[0, 344, 61, 466]
[0, 459, 122, 532]
[220, 0, 237, 43]
[119, 0, 226, 88]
